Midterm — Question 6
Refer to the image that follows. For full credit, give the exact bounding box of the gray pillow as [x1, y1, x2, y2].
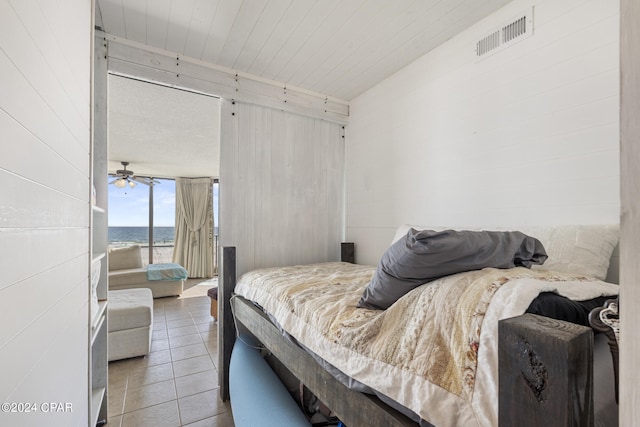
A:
[357, 228, 548, 310]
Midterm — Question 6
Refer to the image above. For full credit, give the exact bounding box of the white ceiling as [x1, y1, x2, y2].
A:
[96, 0, 512, 101]
[97, 0, 513, 178]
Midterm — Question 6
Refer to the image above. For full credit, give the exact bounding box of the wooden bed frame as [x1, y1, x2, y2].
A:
[218, 245, 616, 427]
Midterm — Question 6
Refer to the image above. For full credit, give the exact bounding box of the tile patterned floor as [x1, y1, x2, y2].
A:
[106, 279, 235, 427]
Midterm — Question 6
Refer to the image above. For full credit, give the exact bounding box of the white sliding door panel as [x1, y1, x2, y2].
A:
[220, 100, 344, 277]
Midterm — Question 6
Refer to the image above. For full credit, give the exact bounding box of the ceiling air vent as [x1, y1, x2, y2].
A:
[475, 7, 533, 60]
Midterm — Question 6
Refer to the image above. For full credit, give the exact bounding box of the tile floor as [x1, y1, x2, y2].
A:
[106, 279, 235, 427]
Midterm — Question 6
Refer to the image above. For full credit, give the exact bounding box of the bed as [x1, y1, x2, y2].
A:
[218, 224, 620, 427]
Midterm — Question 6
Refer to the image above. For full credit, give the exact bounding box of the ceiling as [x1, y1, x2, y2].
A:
[97, 0, 513, 178]
[107, 75, 220, 178]
[96, 0, 512, 101]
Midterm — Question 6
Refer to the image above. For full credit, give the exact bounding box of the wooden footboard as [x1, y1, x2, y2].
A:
[218, 246, 597, 426]
[498, 314, 594, 426]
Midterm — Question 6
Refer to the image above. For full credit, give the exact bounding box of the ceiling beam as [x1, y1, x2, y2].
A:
[100, 31, 350, 125]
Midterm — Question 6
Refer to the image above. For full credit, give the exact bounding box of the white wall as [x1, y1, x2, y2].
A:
[0, 0, 92, 425]
[346, 0, 620, 266]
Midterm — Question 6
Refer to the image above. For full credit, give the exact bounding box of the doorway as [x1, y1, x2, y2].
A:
[106, 74, 221, 275]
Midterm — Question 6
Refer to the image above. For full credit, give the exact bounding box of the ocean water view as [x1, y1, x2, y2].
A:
[109, 226, 175, 246]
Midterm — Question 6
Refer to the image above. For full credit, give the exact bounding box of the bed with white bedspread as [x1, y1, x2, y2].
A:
[221, 224, 620, 426]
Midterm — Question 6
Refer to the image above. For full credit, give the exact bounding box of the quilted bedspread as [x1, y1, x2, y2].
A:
[234, 262, 618, 427]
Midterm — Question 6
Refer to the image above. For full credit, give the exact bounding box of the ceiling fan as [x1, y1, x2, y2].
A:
[109, 161, 159, 188]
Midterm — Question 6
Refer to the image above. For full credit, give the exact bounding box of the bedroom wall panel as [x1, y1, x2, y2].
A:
[619, 0, 640, 423]
[219, 100, 345, 277]
[0, 0, 91, 425]
[345, 0, 620, 266]
[1, 0, 90, 141]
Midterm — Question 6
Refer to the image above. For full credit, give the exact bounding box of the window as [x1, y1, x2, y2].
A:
[108, 176, 176, 265]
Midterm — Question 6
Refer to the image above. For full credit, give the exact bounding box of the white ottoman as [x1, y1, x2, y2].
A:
[108, 288, 153, 362]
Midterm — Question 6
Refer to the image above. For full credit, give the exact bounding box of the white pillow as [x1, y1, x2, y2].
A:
[521, 225, 619, 281]
[391, 224, 619, 281]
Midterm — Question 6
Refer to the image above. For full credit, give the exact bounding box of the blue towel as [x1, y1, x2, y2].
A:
[146, 263, 188, 281]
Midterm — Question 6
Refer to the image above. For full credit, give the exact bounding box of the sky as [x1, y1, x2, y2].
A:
[108, 179, 220, 227]
[108, 178, 175, 226]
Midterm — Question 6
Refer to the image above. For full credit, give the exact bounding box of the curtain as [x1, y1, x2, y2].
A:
[173, 177, 214, 278]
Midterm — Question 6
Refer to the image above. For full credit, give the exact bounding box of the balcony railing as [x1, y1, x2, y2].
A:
[138, 235, 219, 275]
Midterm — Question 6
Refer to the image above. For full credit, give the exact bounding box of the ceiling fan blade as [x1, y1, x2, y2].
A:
[133, 176, 161, 185]
[132, 176, 151, 185]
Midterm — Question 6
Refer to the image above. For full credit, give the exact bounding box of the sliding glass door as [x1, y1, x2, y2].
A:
[108, 176, 176, 266]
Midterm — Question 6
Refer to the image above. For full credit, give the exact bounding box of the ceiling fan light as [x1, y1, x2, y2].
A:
[114, 179, 127, 188]
[128, 180, 137, 188]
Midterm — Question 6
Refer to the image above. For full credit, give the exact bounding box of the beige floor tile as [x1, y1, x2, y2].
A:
[108, 384, 127, 417]
[143, 349, 173, 367]
[153, 329, 169, 340]
[153, 299, 168, 308]
[127, 362, 174, 388]
[167, 317, 196, 329]
[154, 321, 168, 331]
[177, 390, 229, 425]
[188, 309, 211, 317]
[169, 333, 203, 348]
[121, 400, 181, 427]
[168, 325, 200, 338]
[187, 305, 211, 313]
[182, 410, 235, 427]
[151, 338, 171, 352]
[109, 357, 138, 375]
[172, 354, 214, 378]
[188, 296, 210, 304]
[170, 342, 209, 362]
[165, 311, 193, 321]
[174, 369, 218, 398]
[200, 329, 218, 343]
[108, 365, 130, 390]
[204, 341, 218, 355]
[163, 303, 188, 311]
[153, 305, 166, 313]
[105, 414, 123, 427]
[192, 315, 214, 325]
[197, 322, 216, 333]
[191, 306, 212, 314]
[123, 379, 177, 413]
